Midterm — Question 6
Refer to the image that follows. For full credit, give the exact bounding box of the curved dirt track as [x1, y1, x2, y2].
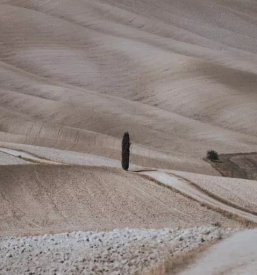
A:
[0, 164, 242, 237]
[140, 171, 257, 224]
[0, 141, 218, 175]
[172, 170, 257, 214]
[0, 144, 256, 236]
[0, 151, 31, 165]
[178, 229, 257, 275]
[0, 147, 62, 165]
[0, 0, 257, 174]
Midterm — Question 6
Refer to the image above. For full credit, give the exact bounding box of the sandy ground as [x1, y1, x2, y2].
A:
[0, 144, 131, 168]
[0, 140, 217, 174]
[0, 0, 257, 273]
[0, 146, 255, 274]
[178, 229, 257, 275]
[0, 151, 31, 165]
[140, 171, 257, 223]
[0, 0, 257, 173]
[172, 170, 257, 213]
[0, 164, 242, 237]
[0, 148, 62, 165]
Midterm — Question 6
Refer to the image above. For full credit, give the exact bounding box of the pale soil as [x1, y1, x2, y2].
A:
[1, 145, 257, 229]
[0, 141, 216, 175]
[0, 0, 257, 273]
[0, 165, 241, 237]
[0, 151, 31, 165]
[140, 171, 257, 224]
[0, 146, 120, 167]
[172, 170, 257, 213]
[0, 148, 63, 165]
[0, 227, 235, 275]
[0, 0, 257, 173]
[0, 143, 132, 168]
[178, 229, 257, 275]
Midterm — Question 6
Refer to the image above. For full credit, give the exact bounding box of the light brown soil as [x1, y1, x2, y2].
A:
[172, 170, 257, 214]
[0, 165, 241, 236]
[0, 0, 257, 174]
[0, 1, 257, 273]
[178, 230, 257, 275]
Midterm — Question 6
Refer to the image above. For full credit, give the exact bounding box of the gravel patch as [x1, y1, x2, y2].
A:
[0, 226, 237, 275]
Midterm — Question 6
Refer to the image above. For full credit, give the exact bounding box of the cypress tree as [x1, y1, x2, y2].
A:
[122, 132, 130, 170]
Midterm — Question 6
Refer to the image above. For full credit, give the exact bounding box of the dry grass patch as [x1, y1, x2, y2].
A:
[141, 241, 218, 275]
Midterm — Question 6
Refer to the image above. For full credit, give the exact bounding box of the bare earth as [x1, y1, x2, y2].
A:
[1, 0, 257, 172]
[173, 170, 257, 214]
[1, 0, 257, 274]
[0, 164, 241, 237]
[178, 229, 257, 275]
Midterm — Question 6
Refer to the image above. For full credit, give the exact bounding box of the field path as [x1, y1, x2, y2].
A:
[0, 147, 62, 165]
[178, 229, 257, 275]
[1, 145, 257, 226]
[138, 171, 257, 224]
[1, 145, 256, 236]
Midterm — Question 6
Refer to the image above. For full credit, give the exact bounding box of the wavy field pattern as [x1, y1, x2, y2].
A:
[0, 0, 257, 173]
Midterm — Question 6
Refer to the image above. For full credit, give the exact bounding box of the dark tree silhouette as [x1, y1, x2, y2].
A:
[122, 132, 131, 170]
[206, 150, 219, 161]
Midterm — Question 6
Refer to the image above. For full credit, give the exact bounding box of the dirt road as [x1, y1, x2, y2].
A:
[139, 171, 257, 224]
[178, 229, 257, 275]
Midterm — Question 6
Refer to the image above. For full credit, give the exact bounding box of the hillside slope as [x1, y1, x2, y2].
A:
[0, 0, 257, 173]
[0, 164, 241, 236]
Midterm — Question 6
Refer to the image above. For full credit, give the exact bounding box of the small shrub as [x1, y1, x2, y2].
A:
[206, 150, 219, 161]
